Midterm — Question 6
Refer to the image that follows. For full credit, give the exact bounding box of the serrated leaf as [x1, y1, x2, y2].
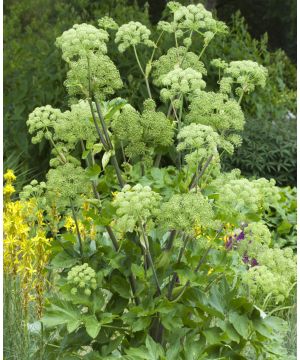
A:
[51, 252, 78, 269]
[84, 315, 101, 339]
[67, 319, 81, 333]
[86, 164, 101, 180]
[228, 312, 249, 339]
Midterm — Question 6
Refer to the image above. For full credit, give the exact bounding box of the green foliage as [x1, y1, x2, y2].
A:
[264, 187, 297, 249]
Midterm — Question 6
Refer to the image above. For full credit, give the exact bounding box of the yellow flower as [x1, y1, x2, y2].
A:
[4, 183, 15, 197]
[208, 268, 214, 275]
[4, 169, 16, 182]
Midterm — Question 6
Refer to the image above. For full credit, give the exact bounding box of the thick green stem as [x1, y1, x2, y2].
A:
[70, 200, 83, 259]
[140, 223, 161, 295]
[189, 154, 214, 190]
[88, 99, 108, 149]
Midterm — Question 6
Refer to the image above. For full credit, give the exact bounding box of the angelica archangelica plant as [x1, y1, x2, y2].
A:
[218, 60, 268, 101]
[177, 123, 220, 168]
[112, 99, 174, 167]
[159, 193, 214, 234]
[54, 100, 98, 150]
[115, 21, 155, 53]
[160, 66, 206, 105]
[55, 23, 109, 62]
[152, 46, 207, 86]
[64, 52, 123, 100]
[113, 184, 161, 232]
[186, 91, 245, 154]
[21, 4, 292, 358]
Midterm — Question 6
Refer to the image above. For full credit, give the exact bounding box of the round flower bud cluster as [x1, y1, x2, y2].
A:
[159, 193, 214, 234]
[216, 179, 261, 222]
[27, 105, 63, 144]
[186, 91, 244, 153]
[177, 124, 220, 168]
[113, 184, 161, 232]
[160, 67, 206, 103]
[211, 58, 228, 70]
[243, 247, 296, 303]
[251, 178, 281, 210]
[67, 263, 97, 296]
[115, 21, 155, 52]
[64, 52, 123, 100]
[98, 16, 118, 30]
[220, 60, 268, 96]
[112, 100, 174, 166]
[54, 100, 98, 150]
[164, 2, 227, 35]
[46, 163, 89, 209]
[152, 47, 207, 86]
[56, 23, 109, 62]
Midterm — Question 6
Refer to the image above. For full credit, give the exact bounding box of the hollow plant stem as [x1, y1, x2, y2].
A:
[140, 222, 161, 295]
[70, 199, 83, 259]
[133, 45, 152, 99]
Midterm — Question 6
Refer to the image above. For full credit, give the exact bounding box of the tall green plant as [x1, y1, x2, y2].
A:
[10, 2, 296, 358]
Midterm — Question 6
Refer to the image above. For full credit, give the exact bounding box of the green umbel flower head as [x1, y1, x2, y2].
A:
[243, 247, 296, 303]
[64, 52, 123, 100]
[54, 100, 98, 149]
[115, 21, 155, 52]
[216, 179, 261, 222]
[177, 124, 220, 168]
[160, 67, 206, 103]
[159, 2, 227, 42]
[152, 47, 207, 86]
[98, 16, 118, 30]
[220, 60, 268, 96]
[67, 263, 97, 296]
[251, 178, 281, 210]
[27, 105, 63, 144]
[186, 91, 245, 154]
[56, 23, 109, 62]
[113, 184, 161, 232]
[112, 100, 174, 166]
[159, 193, 214, 233]
[46, 163, 89, 209]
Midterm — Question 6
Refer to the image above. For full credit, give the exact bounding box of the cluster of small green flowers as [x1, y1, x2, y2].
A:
[152, 47, 207, 86]
[20, 180, 47, 202]
[160, 67, 206, 103]
[220, 60, 268, 96]
[159, 2, 227, 39]
[64, 52, 123, 100]
[216, 179, 261, 221]
[98, 16, 118, 30]
[186, 91, 244, 154]
[252, 178, 281, 210]
[237, 222, 271, 259]
[243, 247, 296, 303]
[113, 184, 161, 232]
[55, 23, 109, 62]
[54, 100, 98, 149]
[112, 100, 174, 166]
[46, 163, 89, 209]
[67, 263, 97, 296]
[115, 21, 155, 52]
[210, 58, 228, 70]
[27, 105, 63, 144]
[159, 193, 214, 234]
[177, 124, 220, 168]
